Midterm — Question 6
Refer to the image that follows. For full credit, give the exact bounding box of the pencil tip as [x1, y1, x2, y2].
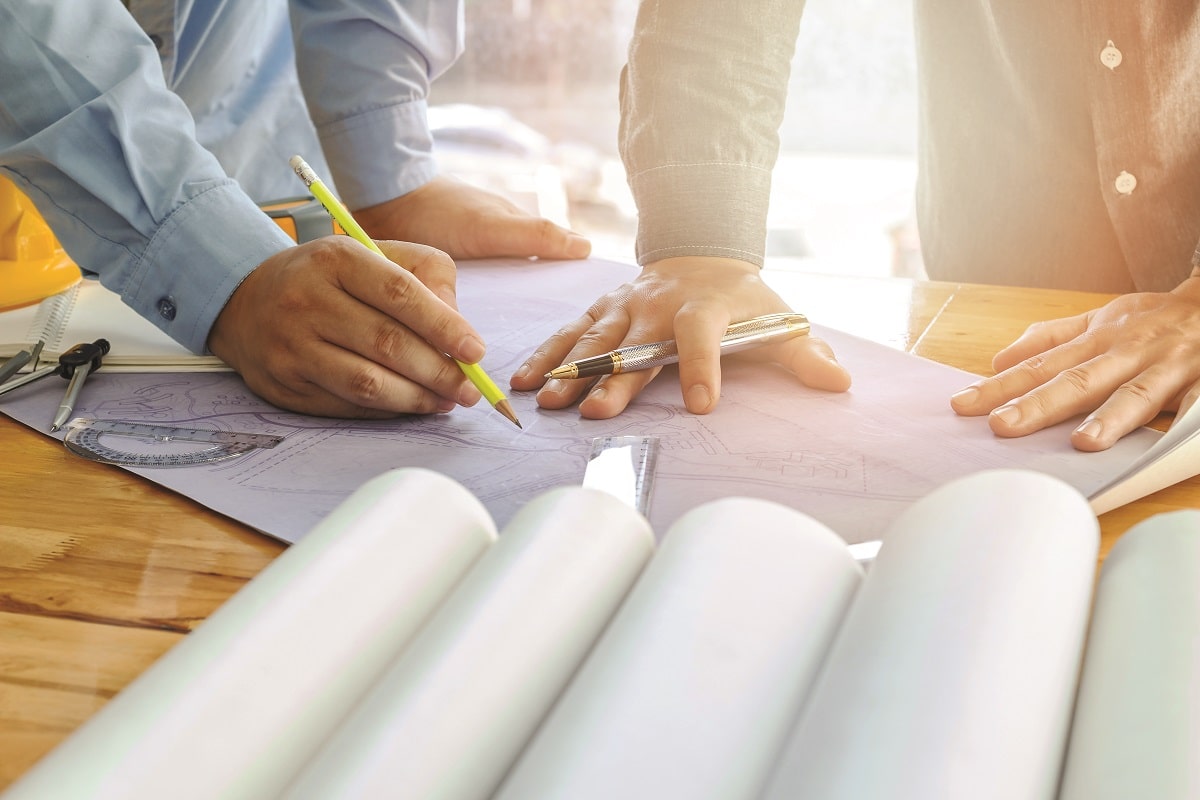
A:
[496, 400, 522, 429]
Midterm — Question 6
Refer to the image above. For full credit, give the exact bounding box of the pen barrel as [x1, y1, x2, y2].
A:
[570, 341, 679, 379]
[557, 313, 809, 379]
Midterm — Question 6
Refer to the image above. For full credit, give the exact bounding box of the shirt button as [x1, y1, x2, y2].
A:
[149, 34, 165, 51]
[1100, 40, 1123, 70]
[157, 296, 177, 321]
[1114, 171, 1137, 195]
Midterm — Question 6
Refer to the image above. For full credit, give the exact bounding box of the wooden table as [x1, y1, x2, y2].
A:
[0, 272, 1193, 787]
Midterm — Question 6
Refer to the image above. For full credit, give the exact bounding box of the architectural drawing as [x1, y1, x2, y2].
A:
[0, 258, 1159, 545]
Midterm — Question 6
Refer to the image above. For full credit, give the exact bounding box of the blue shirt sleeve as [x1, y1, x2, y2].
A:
[0, 0, 463, 355]
[0, 0, 294, 355]
[290, 0, 465, 210]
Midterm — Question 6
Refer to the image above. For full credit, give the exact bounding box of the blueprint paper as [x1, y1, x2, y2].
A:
[0, 258, 1160, 545]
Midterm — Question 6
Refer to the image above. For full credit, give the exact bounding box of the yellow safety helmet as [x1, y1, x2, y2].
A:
[0, 173, 81, 311]
[0, 174, 344, 312]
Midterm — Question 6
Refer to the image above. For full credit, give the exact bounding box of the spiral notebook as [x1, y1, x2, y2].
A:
[0, 278, 228, 372]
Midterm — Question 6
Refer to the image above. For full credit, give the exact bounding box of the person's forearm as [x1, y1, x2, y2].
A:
[0, 0, 293, 354]
[619, 0, 804, 267]
[289, 0, 464, 210]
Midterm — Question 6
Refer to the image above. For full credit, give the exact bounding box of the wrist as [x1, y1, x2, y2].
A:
[642, 256, 761, 277]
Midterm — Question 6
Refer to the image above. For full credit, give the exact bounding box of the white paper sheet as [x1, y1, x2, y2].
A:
[494, 497, 863, 800]
[1089, 399, 1200, 514]
[1058, 510, 1200, 800]
[761, 469, 1098, 800]
[0, 257, 1160, 545]
[1, 469, 495, 800]
[287, 487, 653, 799]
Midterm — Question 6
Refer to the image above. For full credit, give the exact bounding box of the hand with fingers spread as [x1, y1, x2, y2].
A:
[208, 236, 486, 418]
[510, 256, 851, 419]
[950, 273, 1200, 451]
[353, 175, 592, 263]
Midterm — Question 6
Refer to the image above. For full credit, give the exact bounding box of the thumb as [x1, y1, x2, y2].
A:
[490, 217, 592, 260]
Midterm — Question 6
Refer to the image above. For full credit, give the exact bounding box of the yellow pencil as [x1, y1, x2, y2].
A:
[289, 155, 521, 428]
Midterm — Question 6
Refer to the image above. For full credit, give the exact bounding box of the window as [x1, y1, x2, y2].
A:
[431, 0, 921, 278]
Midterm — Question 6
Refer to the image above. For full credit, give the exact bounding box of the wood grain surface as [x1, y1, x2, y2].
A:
[0, 272, 1189, 787]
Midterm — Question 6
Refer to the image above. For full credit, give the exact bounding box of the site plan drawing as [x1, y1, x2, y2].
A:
[0, 258, 1160, 545]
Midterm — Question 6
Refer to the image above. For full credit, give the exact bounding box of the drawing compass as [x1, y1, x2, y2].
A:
[0, 338, 109, 430]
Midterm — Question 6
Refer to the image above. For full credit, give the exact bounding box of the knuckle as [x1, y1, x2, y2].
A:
[1162, 339, 1200, 363]
[528, 327, 582, 362]
[1114, 379, 1156, 408]
[344, 364, 388, 405]
[378, 271, 420, 309]
[413, 244, 456, 274]
[673, 302, 722, 330]
[422, 307, 462, 347]
[575, 325, 612, 350]
[308, 235, 356, 268]
[533, 219, 559, 249]
[435, 362, 469, 392]
[372, 323, 412, 362]
[1055, 366, 1094, 395]
[1019, 392, 1056, 418]
[1018, 353, 1054, 379]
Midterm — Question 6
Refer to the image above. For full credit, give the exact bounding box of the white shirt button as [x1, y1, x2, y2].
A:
[1100, 40, 1123, 70]
[1114, 171, 1137, 195]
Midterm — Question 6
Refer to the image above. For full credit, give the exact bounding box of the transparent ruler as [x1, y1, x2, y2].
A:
[582, 434, 660, 517]
[62, 418, 283, 468]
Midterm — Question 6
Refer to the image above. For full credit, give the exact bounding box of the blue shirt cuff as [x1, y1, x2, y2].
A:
[116, 180, 295, 354]
[316, 99, 439, 210]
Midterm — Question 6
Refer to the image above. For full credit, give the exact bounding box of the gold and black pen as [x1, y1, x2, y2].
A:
[545, 312, 810, 380]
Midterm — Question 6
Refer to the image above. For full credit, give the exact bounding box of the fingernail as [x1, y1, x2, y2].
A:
[951, 386, 980, 405]
[1075, 416, 1103, 439]
[686, 385, 712, 413]
[458, 335, 485, 364]
[544, 378, 565, 394]
[589, 385, 608, 402]
[991, 404, 1021, 426]
[513, 363, 531, 380]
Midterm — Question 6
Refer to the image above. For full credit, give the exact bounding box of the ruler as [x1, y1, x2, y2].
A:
[62, 418, 284, 468]
[582, 435, 660, 517]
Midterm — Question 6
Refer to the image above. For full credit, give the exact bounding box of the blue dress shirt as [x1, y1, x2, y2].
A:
[0, 0, 462, 353]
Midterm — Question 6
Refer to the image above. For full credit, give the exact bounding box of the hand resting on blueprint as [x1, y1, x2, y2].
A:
[208, 237, 489, 418]
[353, 175, 592, 263]
[512, 256, 852, 418]
[950, 273, 1200, 451]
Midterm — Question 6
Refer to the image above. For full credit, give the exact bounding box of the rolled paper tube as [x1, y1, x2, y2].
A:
[4, 468, 497, 800]
[286, 486, 655, 800]
[1058, 510, 1200, 800]
[761, 469, 1099, 800]
[494, 497, 864, 800]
